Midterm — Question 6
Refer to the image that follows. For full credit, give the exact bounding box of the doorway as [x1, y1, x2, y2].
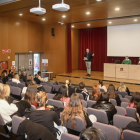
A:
[15, 53, 40, 76]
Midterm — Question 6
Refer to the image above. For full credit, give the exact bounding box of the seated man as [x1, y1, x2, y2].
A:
[34, 74, 41, 84]
[122, 56, 132, 64]
[8, 69, 13, 78]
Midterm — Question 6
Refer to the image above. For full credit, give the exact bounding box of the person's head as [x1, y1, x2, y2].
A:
[92, 85, 101, 101]
[35, 91, 48, 108]
[0, 83, 4, 99]
[3, 70, 7, 74]
[38, 71, 41, 76]
[21, 70, 26, 76]
[107, 84, 116, 99]
[125, 56, 129, 60]
[59, 86, 68, 97]
[61, 93, 86, 129]
[79, 82, 85, 90]
[1, 71, 7, 79]
[86, 48, 89, 53]
[136, 103, 140, 122]
[98, 92, 109, 102]
[99, 80, 104, 87]
[118, 82, 126, 92]
[3, 84, 10, 98]
[35, 74, 39, 78]
[24, 83, 38, 105]
[129, 92, 140, 108]
[27, 75, 34, 82]
[9, 69, 13, 74]
[14, 73, 19, 80]
[65, 79, 71, 87]
[79, 127, 108, 140]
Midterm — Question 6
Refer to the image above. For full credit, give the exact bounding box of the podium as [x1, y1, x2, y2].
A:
[104, 63, 140, 80]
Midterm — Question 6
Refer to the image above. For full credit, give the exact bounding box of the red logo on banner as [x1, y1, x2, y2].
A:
[11, 66, 15, 69]
[2, 49, 11, 54]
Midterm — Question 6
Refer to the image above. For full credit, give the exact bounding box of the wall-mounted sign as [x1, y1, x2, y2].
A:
[11, 66, 15, 69]
[2, 49, 11, 54]
[44, 63, 48, 66]
[12, 61, 15, 66]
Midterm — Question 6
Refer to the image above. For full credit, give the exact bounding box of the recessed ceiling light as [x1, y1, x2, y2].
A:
[19, 13, 23, 16]
[62, 15, 66, 18]
[42, 18, 46, 21]
[115, 7, 120, 11]
[87, 24, 90, 26]
[109, 21, 112, 24]
[86, 12, 90, 15]
[96, 0, 102, 1]
[134, 19, 138, 22]
[71, 25, 74, 28]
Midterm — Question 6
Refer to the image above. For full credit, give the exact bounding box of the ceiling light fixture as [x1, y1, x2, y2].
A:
[71, 25, 74, 28]
[134, 19, 138, 22]
[19, 13, 23, 16]
[115, 7, 120, 11]
[58, 22, 64, 25]
[87, 24, 90, 26]
[109, 21, 112, 24]
[42, 18, 46, 21]
[86, 12, 90, 15]
[62, 15, 66, 18]
[96, 0, 102, 1]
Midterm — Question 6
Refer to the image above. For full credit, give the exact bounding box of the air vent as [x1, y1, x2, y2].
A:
[0, 0, 17, 5]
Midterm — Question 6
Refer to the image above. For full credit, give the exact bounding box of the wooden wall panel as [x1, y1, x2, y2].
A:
[71, 29, 79, 70]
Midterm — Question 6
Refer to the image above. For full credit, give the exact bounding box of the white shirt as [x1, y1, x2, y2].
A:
[12, 78, 20, 84]
[99, 84, 107, 92]
[0, 100, 18, 123]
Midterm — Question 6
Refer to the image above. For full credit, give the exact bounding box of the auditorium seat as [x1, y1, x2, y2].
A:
[53, 85, 61, 93]
[6, 82, 12, 86]
[0, 80, 2, 83]
[126, 107, 136, 119]
[113, 114, 136, 128]
[10, 86, 21, 96]
[11, 82, 18, 87]
[43, 85, 53, 93]
[78, 93, 84, 100]
[121, 98, 129, 103]
[117, 91, 128, 98]
[93, 122, 121, 140]
[18, 83, 25, 90]
[110, 99, 117, 106]
[48, 99, 64, 108]
[81, 100, 87, 108]
[121, 102, 128, 108]
[87, 100, 96, 107]
[115, 106, 126, 116]
[125, 95, 132, 101]
[123, 130, 140, 140]
[100, 89, 105, 93]
[87, 108, 108, 124]
[61, 133, 79, 140]
[47, 93, 55, 99]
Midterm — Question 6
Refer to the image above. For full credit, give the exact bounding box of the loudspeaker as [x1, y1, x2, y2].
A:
[51, 28, 55, 36]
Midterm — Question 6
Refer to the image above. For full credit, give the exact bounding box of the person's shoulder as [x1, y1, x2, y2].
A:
[127, 121, 140, 128]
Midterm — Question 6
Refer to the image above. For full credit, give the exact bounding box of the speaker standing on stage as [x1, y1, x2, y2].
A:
[84, 48, 94, 77]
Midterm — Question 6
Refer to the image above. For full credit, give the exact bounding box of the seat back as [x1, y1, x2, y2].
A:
[48, 99, 64, 108]
[100, 88, 105, 93]
[0, 80, 2, 83]
[123, 130, 140, 140]
[113, 114, 136, 128]
[121, 98, 129, 103]
[121, 102, 128, 108]
[31, 105, 36, 111]
[117, 91, 128, 98]
[12, 115, 25, 134]
[81, 100, 87, 108]
[115, 106, 125, 116]
[11, 82, 18, 87]
[87, 108, 108, 124]
[126, 107, 137, 119]
[66, 117, 86, 132]
[87, 100, 96, 107]
[93, 122, 121, 140]
[53, 85, 61, 93]
[125, 95, 132, 101]
[43, 85, 52, 93]
[110, 99, 117, 106]
[61, 133, 79, 140]
[10, 86, 21, 96]
[18, 83, 25, 89]
[78, 93, 84, 100]
[6, 82, 12, 86]
[47, 93, 55, 99]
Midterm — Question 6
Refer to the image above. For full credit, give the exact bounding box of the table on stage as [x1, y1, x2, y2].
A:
[104, 63, 140, 80]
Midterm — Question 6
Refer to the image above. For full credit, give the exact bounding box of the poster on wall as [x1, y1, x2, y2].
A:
[11, 66, 15, 70]
[2, 49, 11, 54]
[0, 61, 8, 70]
[29, 59, 32, 65]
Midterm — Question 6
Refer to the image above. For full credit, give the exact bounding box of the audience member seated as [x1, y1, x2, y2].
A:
[0, 83, 18, 124]
[8, 69, 13, 78]
[61, 93, 93, 135]
[1, 71, 8, 84]
[25, 75, 35, 87]
[12, 73, 20, 84]
[37, 71, 47, 82]
[117, 82, 130, 96]
[108, 84, 121, 106]
[79, 127, 108, 140]
[65, 79, 75, 97]
[76, 82, 89, 100]
[91, 92, 117, 122]
[90, 85, 101, 101]
[60, 86, 70, 108]
[34, 74, 41, 84]
[20, 70, 27, 82]
[99, 80, 107, 92]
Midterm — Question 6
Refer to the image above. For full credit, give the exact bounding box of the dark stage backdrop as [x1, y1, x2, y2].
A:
[79, 27, 139, 71]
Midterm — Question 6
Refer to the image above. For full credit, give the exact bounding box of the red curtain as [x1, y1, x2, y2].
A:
[67, 23, 72, 73]
[79, 27, 139, 71]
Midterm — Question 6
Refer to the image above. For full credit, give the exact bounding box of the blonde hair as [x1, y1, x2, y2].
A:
[14, 73, 19, 80]
[3, 84, 10, 97]
[61, 93, 87, 129]
[0, 83, 4, 99]
[118, 82, 126, 92]
[21, 70, 26, 76]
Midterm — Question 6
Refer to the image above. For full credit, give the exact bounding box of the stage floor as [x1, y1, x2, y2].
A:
[55, 70, 140, 93]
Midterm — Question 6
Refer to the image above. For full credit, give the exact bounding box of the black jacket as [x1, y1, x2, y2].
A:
[68, 86, 75, 97]
[2, 77, 8, 84]
[76, 89, 89, 101]
[34, 77, 41, 84]
[17, 119, 57, 140]
[20, 75, 27, 82]
[84, 52, 93, 61]
[115, 94, 121, 106]
[92, 101, 117, 122]
[8, 74, 13, 78]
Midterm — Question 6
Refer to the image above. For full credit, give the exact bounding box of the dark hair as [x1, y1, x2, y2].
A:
[3, 70, 7, 74]
[79, 127, 108, 140]
[9, 69, 12, 74]
[79, 82, 85, 89]
[38, 71, 41, 75]
[59, 86, 68, 97]
[99, 80, 103, 87]
[136, 103, 140, 117]
[97, 92, 109, 103]
[129, 92, 140, 108]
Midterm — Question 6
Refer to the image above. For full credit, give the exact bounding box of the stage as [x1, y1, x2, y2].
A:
[55, 70, 140, 92]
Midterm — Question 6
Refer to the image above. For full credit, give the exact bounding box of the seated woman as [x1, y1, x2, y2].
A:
[61, 93, 93, 135]
[108, 84, 121, 106]
[1, 71, 8, 84]
[25, 75, 35, 87]
[65, 79, 75, 97]
[92, 92, 117, 122]
[90, 85, 101, 101]
[118, 82, 130, 96]
[98, 80, 107, 92]
[0, 83, 18, 124]
[20, 70, 27, 82]
[76, 82, 89, 100]
[12, 73, 20, 84]
[60, 86, 70, 108]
